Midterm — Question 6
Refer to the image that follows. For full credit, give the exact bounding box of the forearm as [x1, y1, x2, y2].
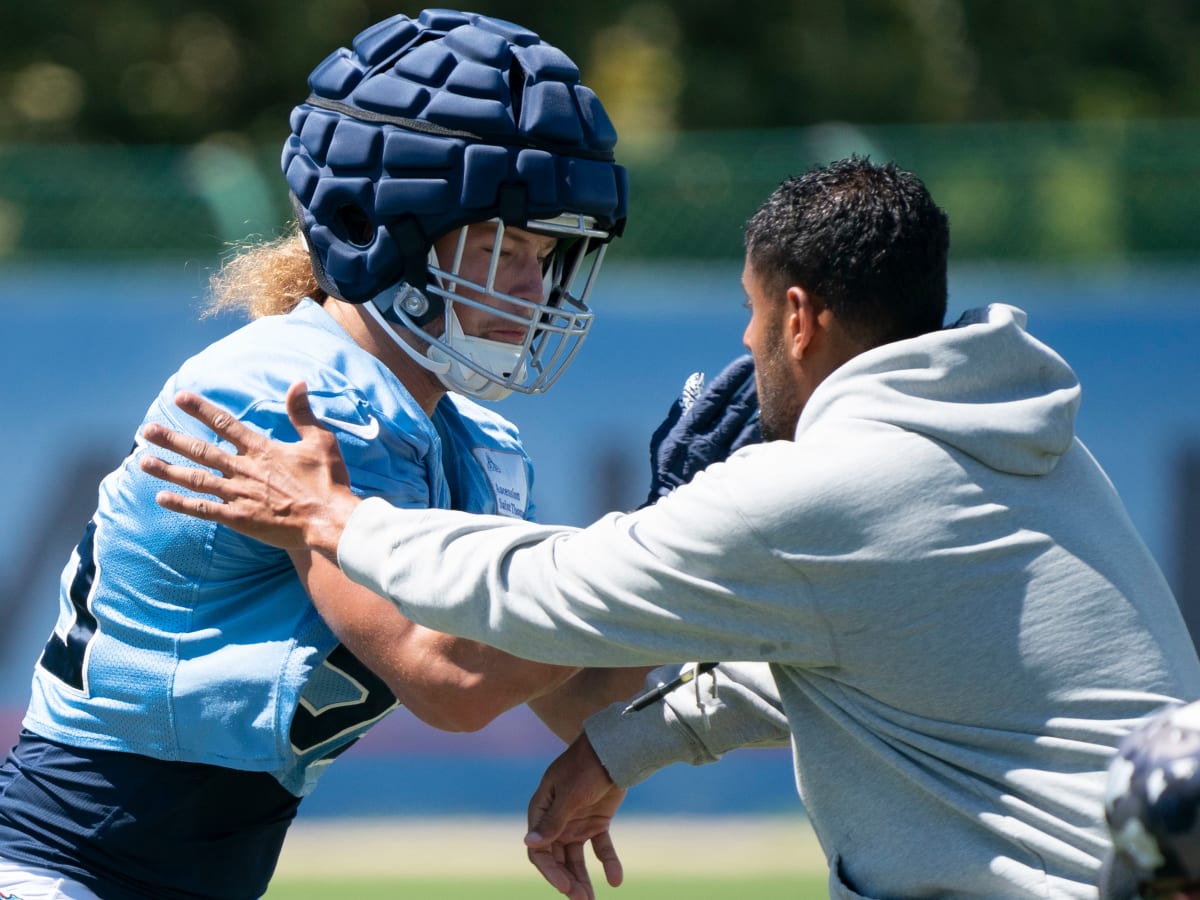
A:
[395, 631, 580, 733]
[292, 549, 578, 732]
[528, 665, 657, 742]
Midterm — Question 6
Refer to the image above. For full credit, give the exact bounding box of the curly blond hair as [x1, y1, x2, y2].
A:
[205, 226, 328, 319]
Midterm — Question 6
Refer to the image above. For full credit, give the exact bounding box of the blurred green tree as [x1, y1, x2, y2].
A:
[0, 1, 1196, 263]
[2, 1, 1196, 145]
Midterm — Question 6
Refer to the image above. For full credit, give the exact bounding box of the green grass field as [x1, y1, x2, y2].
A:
[263, 816, 828, 899]
[265, 874, 827, 899]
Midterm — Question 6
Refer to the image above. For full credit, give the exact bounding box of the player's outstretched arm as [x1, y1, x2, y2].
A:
[139, 380, 360, 557]
[526, 733, 627, 900]
[528, 666, 657, 742]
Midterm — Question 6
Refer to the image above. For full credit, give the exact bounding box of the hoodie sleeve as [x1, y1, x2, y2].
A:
[584, 661, 791, 787]
[337, 441, 841, 669]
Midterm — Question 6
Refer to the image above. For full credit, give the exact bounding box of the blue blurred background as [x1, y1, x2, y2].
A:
[2, 0, 1199, 823]
[0, 257, 1196, 821]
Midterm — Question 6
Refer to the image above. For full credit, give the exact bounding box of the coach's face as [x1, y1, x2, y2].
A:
[741, 258, 805, 442]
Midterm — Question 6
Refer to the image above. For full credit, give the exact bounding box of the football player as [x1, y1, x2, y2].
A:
[0, 10, 630, 900]
[1102, 700, 1200, 900]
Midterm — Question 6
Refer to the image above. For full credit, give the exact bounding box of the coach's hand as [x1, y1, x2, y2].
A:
[139, 380, 359, 557]
[526, 733, 627, 900]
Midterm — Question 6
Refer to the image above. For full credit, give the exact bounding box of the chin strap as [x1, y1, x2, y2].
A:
[361, 288, 451, 375]
[361, 283, 525, 402]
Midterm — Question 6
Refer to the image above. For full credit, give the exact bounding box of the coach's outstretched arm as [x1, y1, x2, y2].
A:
[140, 380, 361, 555]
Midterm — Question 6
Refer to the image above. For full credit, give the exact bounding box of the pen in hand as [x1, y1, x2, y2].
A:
[621, 662, 719, 716]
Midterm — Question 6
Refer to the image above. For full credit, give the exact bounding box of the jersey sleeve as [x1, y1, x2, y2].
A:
[153, 375, 442, 512]
[241, 389, 440, 509]
[160, 305, 447, 511]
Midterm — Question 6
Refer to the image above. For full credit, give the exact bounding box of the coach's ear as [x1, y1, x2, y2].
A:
[793, 289, 862, 384]
[790, 286, 820, 359]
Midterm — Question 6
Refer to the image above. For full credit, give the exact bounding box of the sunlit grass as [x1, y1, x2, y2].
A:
[265, 874, 828, 899]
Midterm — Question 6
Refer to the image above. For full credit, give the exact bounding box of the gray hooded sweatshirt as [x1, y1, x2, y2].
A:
[339, 304, 1200, 898]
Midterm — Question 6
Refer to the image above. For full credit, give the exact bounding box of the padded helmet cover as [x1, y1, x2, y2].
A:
[1104, 700, 1200, 893]
[283, 8, 629, 303]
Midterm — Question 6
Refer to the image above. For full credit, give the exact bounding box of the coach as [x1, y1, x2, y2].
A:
[143, 157, 1200, 899]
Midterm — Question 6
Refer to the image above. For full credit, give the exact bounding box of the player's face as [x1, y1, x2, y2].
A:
[432, 222, 556, 344]
[742, 258, 803, 442]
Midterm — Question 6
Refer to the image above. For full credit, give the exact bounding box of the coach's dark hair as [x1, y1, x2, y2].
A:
[744, 156, 949, 348]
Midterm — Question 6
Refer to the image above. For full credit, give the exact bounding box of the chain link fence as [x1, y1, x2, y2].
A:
[2, 120, 1197, 266]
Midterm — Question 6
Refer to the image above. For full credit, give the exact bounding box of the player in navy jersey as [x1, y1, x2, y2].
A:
[0, 10, 633, 899]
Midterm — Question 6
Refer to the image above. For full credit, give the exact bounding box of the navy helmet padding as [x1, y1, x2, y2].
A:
[1106, 701, 1200, 889]
[283, 9, 628, 303]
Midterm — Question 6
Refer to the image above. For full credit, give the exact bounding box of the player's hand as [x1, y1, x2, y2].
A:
[525, 733, 627, 900]
[138, 380, 359, 556]
[642, 354, 761, 507]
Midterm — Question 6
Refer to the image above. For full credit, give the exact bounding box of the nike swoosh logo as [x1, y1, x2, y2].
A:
[339, 415, 381, 441]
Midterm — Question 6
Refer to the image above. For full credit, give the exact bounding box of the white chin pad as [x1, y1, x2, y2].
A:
[427, 310, 527, 400]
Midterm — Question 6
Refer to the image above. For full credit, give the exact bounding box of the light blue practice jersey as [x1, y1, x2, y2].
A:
[24, 299, 534, 797]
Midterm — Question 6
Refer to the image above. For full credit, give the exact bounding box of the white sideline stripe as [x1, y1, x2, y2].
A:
[274, 815, 825, 878]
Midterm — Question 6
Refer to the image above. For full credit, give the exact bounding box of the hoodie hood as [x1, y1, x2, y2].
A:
[798, 304, 1081, 476]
